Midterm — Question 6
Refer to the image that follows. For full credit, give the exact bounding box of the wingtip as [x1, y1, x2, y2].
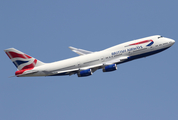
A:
[69, 46, 76, 50]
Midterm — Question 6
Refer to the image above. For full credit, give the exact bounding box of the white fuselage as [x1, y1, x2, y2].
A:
[23, 35, 175, 77]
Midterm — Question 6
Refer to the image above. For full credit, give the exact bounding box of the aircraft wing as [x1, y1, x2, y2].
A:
[52, 68, 79, 76]
[51, 64, 102, 76]
[51, 56, 129, 76]
[104, 56, 129, 65]
[69, 46, 93, 55]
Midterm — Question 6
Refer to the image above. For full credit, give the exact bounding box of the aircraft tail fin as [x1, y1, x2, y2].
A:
[4, 48, 45, 70]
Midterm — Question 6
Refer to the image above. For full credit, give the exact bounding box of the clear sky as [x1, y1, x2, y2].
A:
[1, 0, 178, 120]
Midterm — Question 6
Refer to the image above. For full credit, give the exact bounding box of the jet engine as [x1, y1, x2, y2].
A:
[102, 64, 117, 72]
[77, 69, 92, 77]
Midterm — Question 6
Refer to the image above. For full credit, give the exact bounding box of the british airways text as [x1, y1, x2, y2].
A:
[111, 46, 143, 55]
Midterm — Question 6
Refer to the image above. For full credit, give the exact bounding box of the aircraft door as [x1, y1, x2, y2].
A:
[77, 61, 81, 69]
[101, 56, 105, 62]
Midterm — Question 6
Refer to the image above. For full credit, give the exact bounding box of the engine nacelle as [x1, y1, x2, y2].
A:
[77, 69, 93, 77]
[102, 64, 117, 72]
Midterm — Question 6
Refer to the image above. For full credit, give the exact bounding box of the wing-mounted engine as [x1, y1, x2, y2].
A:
[102, 64, 117, 72]
[77, 69, 93, 77]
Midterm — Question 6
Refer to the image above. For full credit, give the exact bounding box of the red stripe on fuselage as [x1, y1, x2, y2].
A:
[129, 40, 152, 46]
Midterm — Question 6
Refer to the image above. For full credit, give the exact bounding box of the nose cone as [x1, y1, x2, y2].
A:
[164, 37, 175, 46]
[170, 39, 175, 45]
[172, 39, 175, 44]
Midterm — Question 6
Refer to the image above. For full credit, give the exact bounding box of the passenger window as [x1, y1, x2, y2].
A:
[163, 43, 167, 45]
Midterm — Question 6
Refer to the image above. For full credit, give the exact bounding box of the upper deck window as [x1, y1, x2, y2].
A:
[158, 36, 163, 39]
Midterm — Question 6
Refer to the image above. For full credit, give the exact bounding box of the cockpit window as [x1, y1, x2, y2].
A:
[158, 36, 163, 39]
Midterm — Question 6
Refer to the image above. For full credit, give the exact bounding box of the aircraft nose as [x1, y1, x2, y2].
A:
[172, 39, 175, 44]
[170, 39, 175, 45]
[164, 37, 175, 46]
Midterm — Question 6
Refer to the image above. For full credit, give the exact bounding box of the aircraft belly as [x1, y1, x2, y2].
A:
[118, 46, 170, 65]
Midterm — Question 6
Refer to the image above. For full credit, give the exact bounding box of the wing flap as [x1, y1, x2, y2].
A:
[52, 68, 79, 75]
[79, 64, 103, 70]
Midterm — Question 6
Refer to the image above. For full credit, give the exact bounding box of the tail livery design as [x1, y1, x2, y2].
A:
[4, 48, 45, 76]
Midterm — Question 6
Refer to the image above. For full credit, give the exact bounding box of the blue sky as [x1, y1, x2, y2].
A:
[1, 0, 178, 120]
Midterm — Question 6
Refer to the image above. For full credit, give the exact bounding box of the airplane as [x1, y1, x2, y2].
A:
[4, 35, 175, 77]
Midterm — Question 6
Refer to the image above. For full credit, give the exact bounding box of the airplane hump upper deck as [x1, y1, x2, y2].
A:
[103, 35, 161, 51]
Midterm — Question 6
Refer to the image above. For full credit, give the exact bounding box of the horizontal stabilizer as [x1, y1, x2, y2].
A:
[15, 70, 38, 77]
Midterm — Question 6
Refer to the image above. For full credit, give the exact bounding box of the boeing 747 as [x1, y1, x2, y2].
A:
[4, 35, 175, 77]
